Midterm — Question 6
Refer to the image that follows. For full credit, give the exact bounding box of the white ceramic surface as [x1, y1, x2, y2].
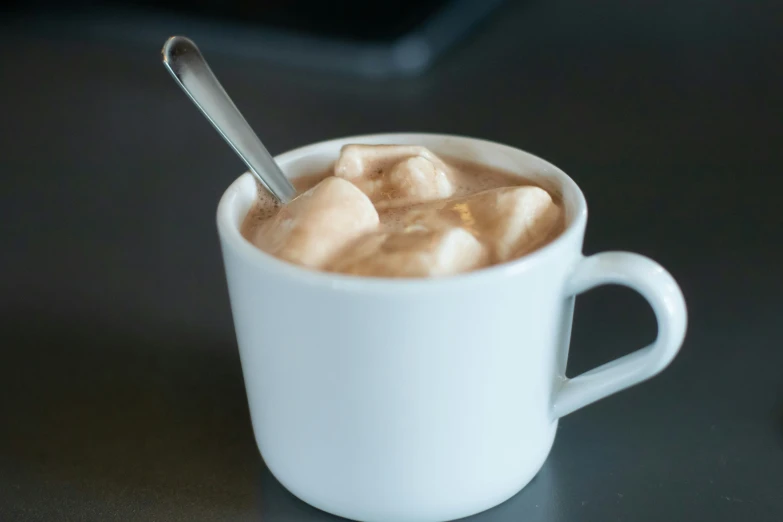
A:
[216, 134, 688, 522]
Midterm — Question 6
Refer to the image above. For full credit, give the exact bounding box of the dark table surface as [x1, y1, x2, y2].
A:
[1, 1, 782, 521]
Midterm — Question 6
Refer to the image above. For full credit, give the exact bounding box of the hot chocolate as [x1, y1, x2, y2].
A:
[241, 144, 564, 277]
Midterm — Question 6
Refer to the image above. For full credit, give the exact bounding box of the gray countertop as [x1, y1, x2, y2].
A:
[1, 1, 782, 520]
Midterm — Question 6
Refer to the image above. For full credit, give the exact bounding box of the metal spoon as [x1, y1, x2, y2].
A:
[162, 36, 297, 204]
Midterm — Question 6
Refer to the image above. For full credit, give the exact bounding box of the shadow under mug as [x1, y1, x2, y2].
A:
[216, 134, 687, 522]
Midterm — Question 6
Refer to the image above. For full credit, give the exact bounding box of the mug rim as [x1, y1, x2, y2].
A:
[216, 132, 588, 293]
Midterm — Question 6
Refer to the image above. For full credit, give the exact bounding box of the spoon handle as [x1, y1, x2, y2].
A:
[162, 36, 297, 204]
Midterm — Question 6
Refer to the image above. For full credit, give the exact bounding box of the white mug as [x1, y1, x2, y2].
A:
[217, 134, 687, 522]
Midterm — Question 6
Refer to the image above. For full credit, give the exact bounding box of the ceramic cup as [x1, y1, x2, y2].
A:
[216, 133, 687, 522]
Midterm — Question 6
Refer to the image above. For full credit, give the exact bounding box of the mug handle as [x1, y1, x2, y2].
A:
[552, 252, 688, 418]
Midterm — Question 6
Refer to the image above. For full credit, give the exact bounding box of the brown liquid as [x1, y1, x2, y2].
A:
[241, 156, 565, 275]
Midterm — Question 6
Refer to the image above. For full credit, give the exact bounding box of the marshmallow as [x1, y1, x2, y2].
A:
[334, 145, 454, 209]
[330, 223, 488, 278]
[252, 177, 379, 269]
[403, 186, 561, 262]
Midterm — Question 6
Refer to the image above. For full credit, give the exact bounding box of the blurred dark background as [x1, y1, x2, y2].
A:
[8, 0, 463, 41]
[1, 1, 782, 521]
[4, 0, 507, 76]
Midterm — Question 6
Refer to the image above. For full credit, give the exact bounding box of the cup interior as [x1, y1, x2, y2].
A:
[217, 133, 587, 287]
[223, 133, 583, 227]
